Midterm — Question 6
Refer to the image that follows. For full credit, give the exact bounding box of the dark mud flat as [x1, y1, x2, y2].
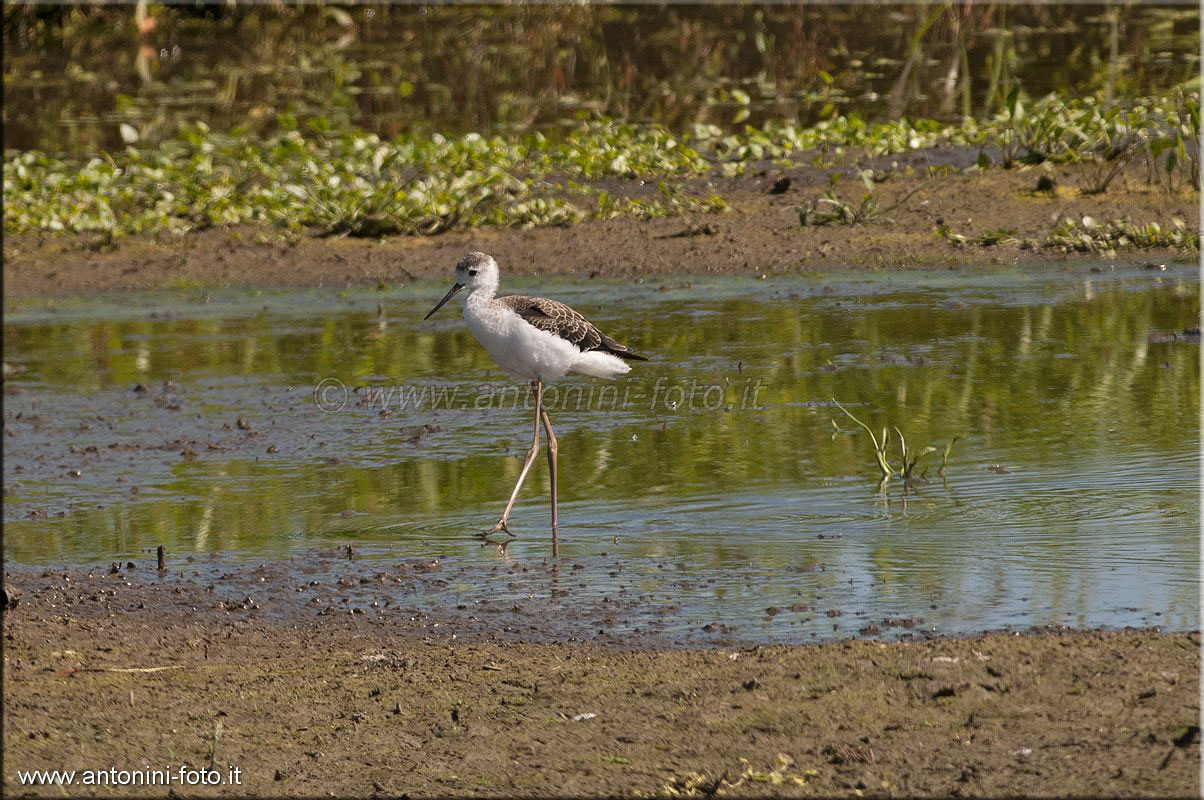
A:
[3, 156, 1196, 299]
[0, 554, 1023, 650]
[3, 563, 1199, 798]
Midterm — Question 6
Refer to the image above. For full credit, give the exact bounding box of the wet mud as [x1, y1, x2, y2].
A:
[2, 562, 1199, 798]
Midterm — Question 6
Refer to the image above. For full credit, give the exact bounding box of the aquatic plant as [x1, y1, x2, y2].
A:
[1145, 90, 1201, 193]
[938, 227, 1022, 247]
[938, 215, 1198, 255]
[831, 399, 956, 482]
[799, 174, 930, 226]
[2, 94, 1197, 241]
[1045, 216, 1199, 254]
[4, 115, 942, 239]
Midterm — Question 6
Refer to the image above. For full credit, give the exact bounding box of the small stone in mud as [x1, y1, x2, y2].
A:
[1035, 175, 1056, 193]
[406, 423, 443, 446]
[742, 678, 761, 691]
[133, 383, 149, 393]
[237, 418, 252, 430]
[769, 176, 792, 194]
[1172, 725, 1200, 747]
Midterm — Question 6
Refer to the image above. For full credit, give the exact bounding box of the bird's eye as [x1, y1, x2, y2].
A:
[468, 269, 478, 277]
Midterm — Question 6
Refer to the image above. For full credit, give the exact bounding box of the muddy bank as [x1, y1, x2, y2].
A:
[4, 158, 1196, 299]
[3, 564, 1199, 798]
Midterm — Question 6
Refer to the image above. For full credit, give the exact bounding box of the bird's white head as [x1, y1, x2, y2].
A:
[455, 251, 499, 292]
[424, 251, 499, 320]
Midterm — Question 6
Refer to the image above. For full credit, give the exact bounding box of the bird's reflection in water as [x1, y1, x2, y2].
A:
[478, 539, 565, 605]
[480, 538, 514, 564]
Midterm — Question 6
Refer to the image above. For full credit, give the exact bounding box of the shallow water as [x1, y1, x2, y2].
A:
[3, 264, 1199, 642]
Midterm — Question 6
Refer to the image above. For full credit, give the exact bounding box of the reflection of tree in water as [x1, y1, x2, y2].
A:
[4, 4, 1199, 152]
[3, 277, 1198, 569]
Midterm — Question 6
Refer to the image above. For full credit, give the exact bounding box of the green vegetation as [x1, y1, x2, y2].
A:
[3, 92, 1198, 243]
[7, 5, 1197, 154]
[1, 118, 740, 238]
[975, 88, 1201, 192]
[800, 174, 930, 226]
[649, 753, 818, 797]
[831, 399, 957, 484]
[1047, 216, 1199, 254]
[939, 215, 1200, 254]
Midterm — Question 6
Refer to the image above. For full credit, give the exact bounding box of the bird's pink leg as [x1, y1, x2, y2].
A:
[486, 380, 542, 536]
[540, 406, 558, 556]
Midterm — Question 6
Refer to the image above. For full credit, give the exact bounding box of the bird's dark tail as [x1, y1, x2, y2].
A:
[598, 332, 649, 361]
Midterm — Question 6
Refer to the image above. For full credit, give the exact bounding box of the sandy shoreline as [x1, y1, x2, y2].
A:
[2, 561, 1199, 798]
[4, 157, 1196, 300]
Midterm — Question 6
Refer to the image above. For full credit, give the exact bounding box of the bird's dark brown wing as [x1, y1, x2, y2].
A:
[497, 295, 648, 361]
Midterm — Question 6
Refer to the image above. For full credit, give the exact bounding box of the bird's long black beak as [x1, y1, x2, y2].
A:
[424, 283, 464, 320]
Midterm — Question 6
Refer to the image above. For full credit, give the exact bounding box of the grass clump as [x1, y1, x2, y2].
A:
[1045, 216, 1199, 254]
[648, 753, 818, 797]
[939, 215, 1199, 255]
[800, 172, 930, 226]
[832, 399, 958, 483]
[971, 90, 1201, 197]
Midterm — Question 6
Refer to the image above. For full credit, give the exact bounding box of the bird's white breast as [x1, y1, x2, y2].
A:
[463, 298, 579, 381]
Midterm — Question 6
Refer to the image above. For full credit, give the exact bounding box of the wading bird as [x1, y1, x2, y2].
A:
[424, 252, 648, 554]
